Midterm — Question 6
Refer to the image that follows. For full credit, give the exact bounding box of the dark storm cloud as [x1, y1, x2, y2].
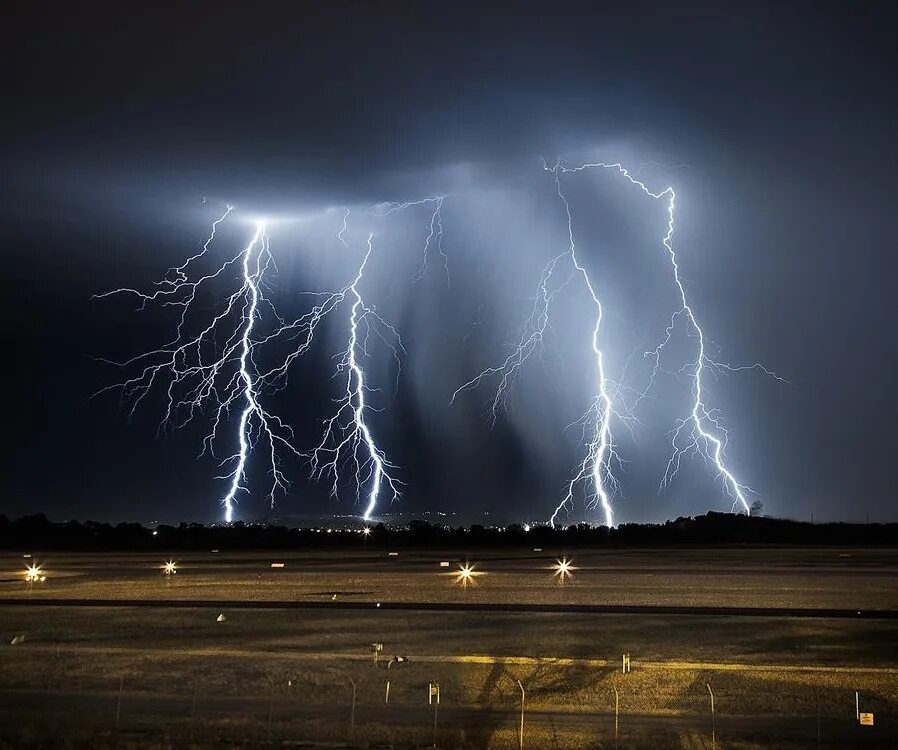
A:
[2, 2, 895, 523]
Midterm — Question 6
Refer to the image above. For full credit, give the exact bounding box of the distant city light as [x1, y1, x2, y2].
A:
[523, 524, 531, 532]
[24, 564, 45, 583]
[162, 560, 178, 575]
[362, 527, 372, 536]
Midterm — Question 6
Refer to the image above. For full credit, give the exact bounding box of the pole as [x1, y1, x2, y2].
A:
[433, 699, 439, 749]
[190, 678, 199, 744]
[115, 675, 124, 733]
[517, 680, 525, 750]
[385, 680, 391, 704]
[855, 690, 859, 721]
[613, 687, 619, 750]
[816, 689, 821, 748]
[349, 678, 357, 741]
[706, 683, 715, 750]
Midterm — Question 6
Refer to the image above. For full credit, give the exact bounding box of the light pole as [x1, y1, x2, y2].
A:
[706, 683, 715, 750]
[516, 679, 525, 750]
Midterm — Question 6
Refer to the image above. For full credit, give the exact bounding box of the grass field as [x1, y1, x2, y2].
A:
[1, 547, 896, 748]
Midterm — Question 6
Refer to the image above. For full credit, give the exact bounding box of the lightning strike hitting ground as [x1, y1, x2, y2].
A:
[547, 163, 621, 529]
[557, 160, 783, 514]
[94, 213, 303, 522]
[452, 166, 623, 529]
[311, 234, 404, 520]
[97, 162, 779, 525]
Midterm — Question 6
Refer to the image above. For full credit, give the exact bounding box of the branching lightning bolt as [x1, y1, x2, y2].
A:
[311, 233, 404, 520]
[369, 196, 449, 285]
[451, 166, 624, 529]
[547, 164, 621, 529]
[94, 212, 301, 522]
[557, 160, 784, 514]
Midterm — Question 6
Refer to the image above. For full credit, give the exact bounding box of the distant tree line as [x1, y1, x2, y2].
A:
[1, 512, 896, 551]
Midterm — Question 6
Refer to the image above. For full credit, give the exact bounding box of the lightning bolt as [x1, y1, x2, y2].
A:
[311, 233, 404, 520]
[369, 196, 449, 285]
[547, 164, 621, 529]
[557, 160, 783, 514]
[94, 211, 301, 522]
[451, 166, 623, 528]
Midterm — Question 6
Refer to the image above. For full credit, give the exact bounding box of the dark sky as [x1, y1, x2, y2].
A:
[2, 2, 896, 524]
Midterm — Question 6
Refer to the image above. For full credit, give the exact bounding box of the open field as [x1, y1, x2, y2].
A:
[3, 546, 898, 610]
[1, 548, 896, 747]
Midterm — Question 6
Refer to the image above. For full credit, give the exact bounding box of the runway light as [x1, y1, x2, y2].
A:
[162, 560, 178, 576]
[551, 557, 577, 582]
[453, 562, 484, 588]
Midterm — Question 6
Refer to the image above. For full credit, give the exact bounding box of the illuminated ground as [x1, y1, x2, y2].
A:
[1, 547, 896, 747]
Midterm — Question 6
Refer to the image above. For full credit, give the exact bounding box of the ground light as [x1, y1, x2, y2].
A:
[551, 557, 577, 582]
[453, 562, 484, 588]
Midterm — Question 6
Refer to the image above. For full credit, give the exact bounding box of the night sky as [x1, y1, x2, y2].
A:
[2, 2, 895, 524]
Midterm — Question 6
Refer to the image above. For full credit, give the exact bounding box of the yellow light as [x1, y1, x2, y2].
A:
[453, 562, 484, 588]
[162, 560, 178, 575]
[552, 557, 576, 581]
[24, 564, 43, 583]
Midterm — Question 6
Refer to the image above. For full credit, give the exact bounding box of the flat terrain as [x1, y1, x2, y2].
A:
[0, 547, 896, 748]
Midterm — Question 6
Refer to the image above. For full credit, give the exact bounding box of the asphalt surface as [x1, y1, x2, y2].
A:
[2, 596, 897, 619]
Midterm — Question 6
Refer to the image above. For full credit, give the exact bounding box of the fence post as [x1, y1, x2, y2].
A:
[190, 678, 199, 745]
[115, 676, 124, 734]
[613, 687, 619, 750]
[348, 677, 357, 741]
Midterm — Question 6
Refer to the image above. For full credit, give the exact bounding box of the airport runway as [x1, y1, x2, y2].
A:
[2, 595, 897, 618]
[4, 547, 898, 611]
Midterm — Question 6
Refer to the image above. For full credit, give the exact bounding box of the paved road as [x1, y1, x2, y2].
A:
[2, 596, 896, 619]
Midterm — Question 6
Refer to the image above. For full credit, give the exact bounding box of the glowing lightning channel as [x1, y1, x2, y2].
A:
[452, 166, 622, 528]
[311, 233, 403, 520]
[547, 164, 620, 529]
[94, 211, 304, 523]
[450, 251, 572, 425]
[557, 161, 783, 514]
[369, 196, 449, 285]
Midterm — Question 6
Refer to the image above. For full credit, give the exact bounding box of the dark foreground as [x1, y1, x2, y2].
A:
[1, 547, 896, 748]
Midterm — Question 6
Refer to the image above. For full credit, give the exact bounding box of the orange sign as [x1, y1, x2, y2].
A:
[859, 713, 874, 726]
